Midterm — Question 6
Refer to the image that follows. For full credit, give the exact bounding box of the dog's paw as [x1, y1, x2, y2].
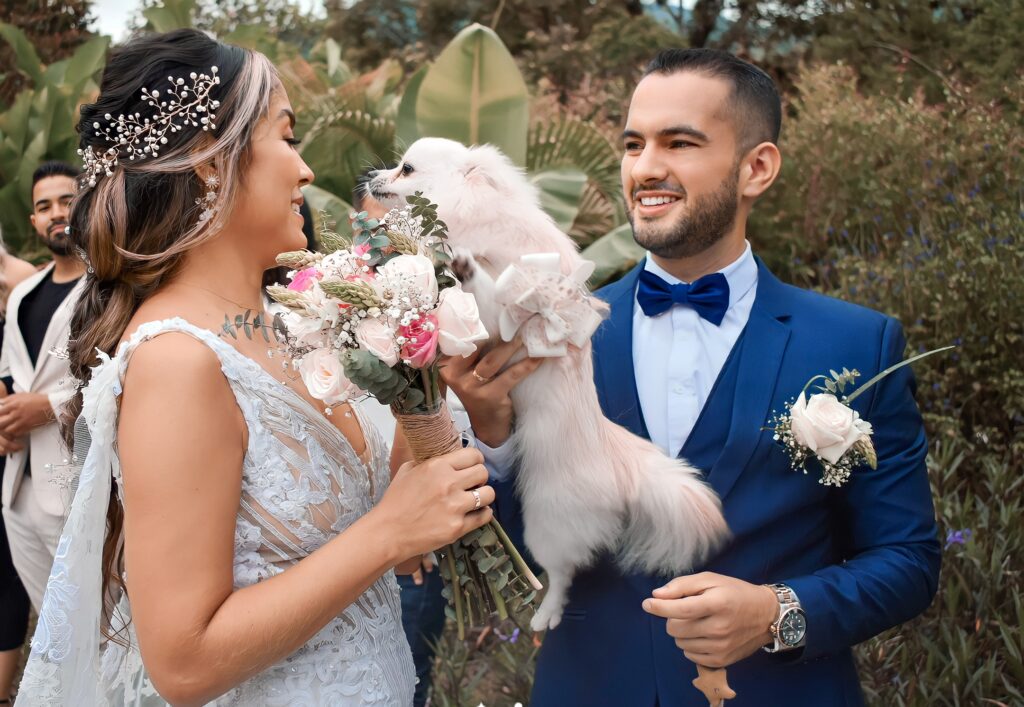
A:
[450, 248, 478, 284]
[530, 597, 564, 632]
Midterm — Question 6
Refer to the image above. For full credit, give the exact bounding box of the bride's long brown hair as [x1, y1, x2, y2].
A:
[63, 29, 278, 637]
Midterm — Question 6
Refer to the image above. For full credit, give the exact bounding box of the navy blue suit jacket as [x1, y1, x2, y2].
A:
[492, 258, 940, 706]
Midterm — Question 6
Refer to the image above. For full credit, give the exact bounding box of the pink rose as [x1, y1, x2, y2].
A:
[400, 314, 440, 369]
[355, 318, 399, 366]
[288, 267, 321, 292]
[789, 393, 873, 463]
[353, 242, 372, 257]
[435, 287, 489, 357]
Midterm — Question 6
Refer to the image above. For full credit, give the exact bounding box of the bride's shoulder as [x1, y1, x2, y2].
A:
[116, 307, 227, 391]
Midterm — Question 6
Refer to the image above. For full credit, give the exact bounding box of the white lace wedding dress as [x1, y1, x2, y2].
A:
[17, 318, 417, 706]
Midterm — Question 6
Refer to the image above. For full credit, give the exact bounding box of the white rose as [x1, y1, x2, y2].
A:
[379, 254, 438, 303]
[307, 283, 342, 328]
[435, 287, 489, 357]
[297, 349, 357, 406]
[789, 392, 873, 463]
[355, 317, 400, 366]
[282, 310, 325, 346]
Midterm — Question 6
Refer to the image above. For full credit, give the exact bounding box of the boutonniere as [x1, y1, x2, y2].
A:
[767, 346, 953, 487]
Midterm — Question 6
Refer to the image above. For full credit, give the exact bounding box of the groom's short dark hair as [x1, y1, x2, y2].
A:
[644, 49, 781, 153]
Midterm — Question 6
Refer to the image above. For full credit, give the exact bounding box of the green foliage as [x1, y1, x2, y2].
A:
[581, 222, 645, 288]
[342, 348, 411, 407]
[0, 0, 94, 106]
[430, 618, 539, 707]
[811, 0, 1024, 108]
[413, 24, 530, 166]
[0, 23, 109, 254]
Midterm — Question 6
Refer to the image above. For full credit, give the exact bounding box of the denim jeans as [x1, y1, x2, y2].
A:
[398, 567, 447, 707]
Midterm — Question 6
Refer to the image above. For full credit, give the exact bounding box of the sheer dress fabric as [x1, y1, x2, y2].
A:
[17, 318, 416, 706]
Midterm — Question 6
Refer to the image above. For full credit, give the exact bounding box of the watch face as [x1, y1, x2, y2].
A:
[780, 609, 806, 646]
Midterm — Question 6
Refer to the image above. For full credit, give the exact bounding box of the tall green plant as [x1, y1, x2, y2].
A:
[0, 23, 108, 254]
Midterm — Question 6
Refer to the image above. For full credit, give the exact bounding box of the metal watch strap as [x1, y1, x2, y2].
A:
[764, 583, 804, 653]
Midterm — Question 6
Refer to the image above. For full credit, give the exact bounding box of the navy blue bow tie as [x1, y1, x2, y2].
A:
[636, 269, 730, 325]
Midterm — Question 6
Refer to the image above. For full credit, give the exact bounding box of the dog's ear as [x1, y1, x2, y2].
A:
[462, 144, 513, 190]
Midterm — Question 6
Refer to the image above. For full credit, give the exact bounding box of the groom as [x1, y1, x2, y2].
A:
[445, 49, 940, 705]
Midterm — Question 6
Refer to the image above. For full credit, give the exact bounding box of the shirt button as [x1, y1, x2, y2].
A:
[673, 385, 685, 395]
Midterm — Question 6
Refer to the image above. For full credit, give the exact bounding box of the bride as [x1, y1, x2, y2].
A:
[16, 29, 494, 706]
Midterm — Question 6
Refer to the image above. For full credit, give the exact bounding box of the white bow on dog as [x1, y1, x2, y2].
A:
[493, 253, 604, 357]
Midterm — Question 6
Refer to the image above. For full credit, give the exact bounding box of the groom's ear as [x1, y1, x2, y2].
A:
[462, 145, 509, 190]
[738, 141, 782, 201]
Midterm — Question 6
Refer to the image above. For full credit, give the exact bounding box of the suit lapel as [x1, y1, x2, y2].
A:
[6, 265, 50, 385]
[705, 260, 792, 501]
[594, 263, 648, 438]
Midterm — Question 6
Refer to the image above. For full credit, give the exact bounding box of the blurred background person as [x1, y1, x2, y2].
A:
[0, 233, 39, 706]
[0, 161, 86, 611]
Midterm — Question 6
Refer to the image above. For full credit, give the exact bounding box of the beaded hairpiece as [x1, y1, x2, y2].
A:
[78, 66, 222, 189]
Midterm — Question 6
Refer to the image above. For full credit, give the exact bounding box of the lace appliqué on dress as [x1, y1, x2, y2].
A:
[17, 318, 414, 706]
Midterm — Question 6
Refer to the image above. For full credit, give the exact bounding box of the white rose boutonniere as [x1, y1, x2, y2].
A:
[767, 347, 953, 487]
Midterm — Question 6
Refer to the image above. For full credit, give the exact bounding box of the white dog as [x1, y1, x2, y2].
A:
[368, 138, 729, 630]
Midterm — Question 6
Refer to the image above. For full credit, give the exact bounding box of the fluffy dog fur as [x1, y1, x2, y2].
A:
[369, 138, 729, 630]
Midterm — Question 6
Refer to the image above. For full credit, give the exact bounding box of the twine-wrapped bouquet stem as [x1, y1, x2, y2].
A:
[393, 399, 542, 640]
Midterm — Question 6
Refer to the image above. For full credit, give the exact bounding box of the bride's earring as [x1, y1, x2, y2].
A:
[196, 174, 219, 223]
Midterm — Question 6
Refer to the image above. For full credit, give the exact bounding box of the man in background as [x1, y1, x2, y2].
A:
[0, 161, 87, 609]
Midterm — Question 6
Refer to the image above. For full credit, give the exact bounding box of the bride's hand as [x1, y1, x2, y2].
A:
[375, 447, 494, 561]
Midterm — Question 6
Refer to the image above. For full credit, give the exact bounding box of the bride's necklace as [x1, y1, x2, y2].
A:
[172, 280, 263, 313]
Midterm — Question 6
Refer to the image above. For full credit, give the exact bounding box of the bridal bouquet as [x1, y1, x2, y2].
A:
[766, 346, 953, 487]
[263, 194, 541, 636]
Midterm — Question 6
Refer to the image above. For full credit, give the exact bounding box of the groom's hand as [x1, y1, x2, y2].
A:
[642, 572, 779, 669]
[440, 339, 543, 447]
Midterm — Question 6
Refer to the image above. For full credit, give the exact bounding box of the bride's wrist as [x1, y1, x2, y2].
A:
[358, 507, 408, 568]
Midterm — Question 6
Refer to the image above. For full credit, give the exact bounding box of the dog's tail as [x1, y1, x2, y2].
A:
[601, 420, 730, 575]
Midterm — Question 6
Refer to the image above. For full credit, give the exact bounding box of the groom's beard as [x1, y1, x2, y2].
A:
[39, 221, 74, 256]
[629, 168, 740, 260]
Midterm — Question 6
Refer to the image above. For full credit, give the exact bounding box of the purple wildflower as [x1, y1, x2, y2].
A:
[944, 528, 972, 549]
[496, 627, 521, 644]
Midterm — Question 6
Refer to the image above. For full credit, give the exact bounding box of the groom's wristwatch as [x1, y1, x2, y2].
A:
[763, 583, 807, 653]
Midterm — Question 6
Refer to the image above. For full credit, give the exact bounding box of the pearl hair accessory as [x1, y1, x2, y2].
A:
[78, 66, 221, 189]
[196, 174, 220, 222]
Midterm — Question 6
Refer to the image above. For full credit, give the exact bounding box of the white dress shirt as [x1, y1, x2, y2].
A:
[634, 242, 758, 457]
[477, 242, 758, 478]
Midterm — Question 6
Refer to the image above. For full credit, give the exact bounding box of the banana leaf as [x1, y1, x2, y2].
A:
[581, 222, 644, 289]
[415, 24, 528, 165]
[302, 184, 355, 241]
[396, 65, 428, 150]
[530, 168, 587, 233]
[0, 23, 43, 85]
[143, 0, 196, 32]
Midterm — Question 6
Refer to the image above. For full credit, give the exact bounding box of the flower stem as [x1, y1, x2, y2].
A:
[491, 519, 543, 591]
[846, 346, 956, 403]
[445, 544, 465, 640]
[421, 368, 435, 411]
[799, 374, 831, 398]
